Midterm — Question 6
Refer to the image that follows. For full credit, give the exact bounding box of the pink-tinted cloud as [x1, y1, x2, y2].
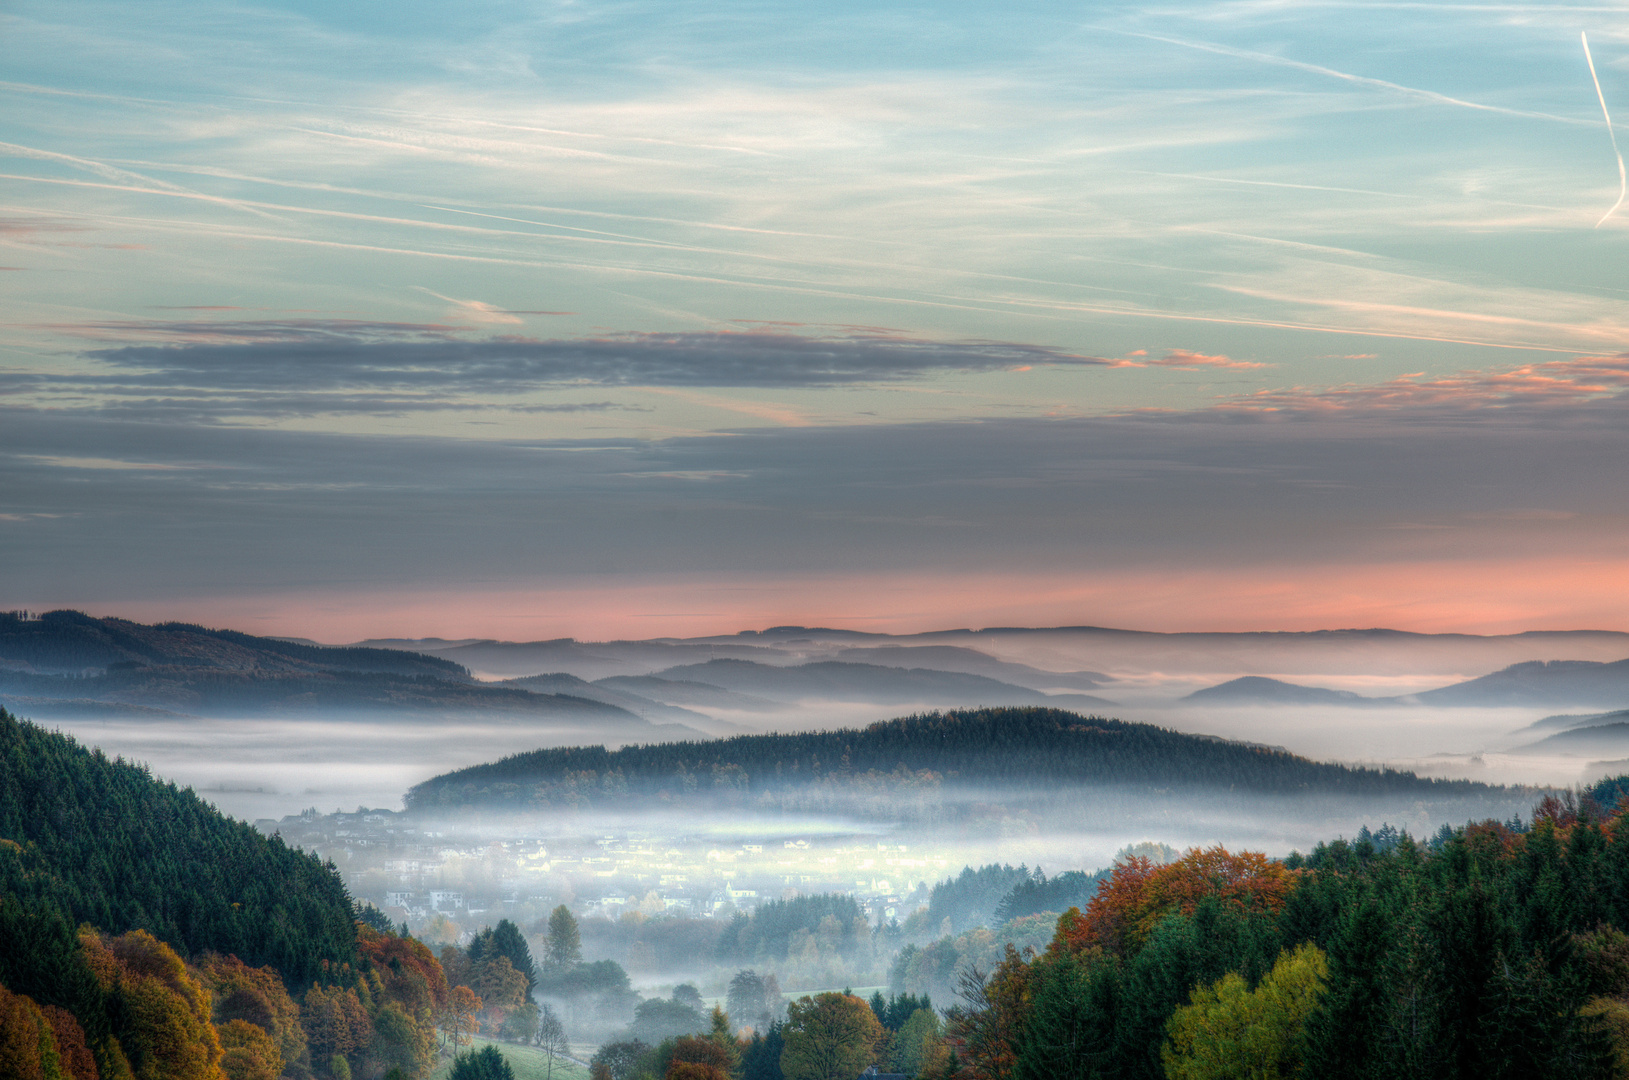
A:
[1108, 348, 1269, 371]
[1214, 354, 1629, 414]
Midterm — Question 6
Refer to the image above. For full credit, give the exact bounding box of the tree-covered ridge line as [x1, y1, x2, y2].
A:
[0, 609, 468, 679]
[405, 707, 1498, 811]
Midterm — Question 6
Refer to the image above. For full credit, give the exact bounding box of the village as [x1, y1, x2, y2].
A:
[256, 808, 948, 946]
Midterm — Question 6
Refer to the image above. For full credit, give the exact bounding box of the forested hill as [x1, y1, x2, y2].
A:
[0, 608, 468, 678]
[0, 707, 357, 984]
[405, 706, 1490, 810]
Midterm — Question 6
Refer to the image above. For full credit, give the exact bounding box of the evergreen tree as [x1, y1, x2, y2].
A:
[449, 1045, 516, 1080]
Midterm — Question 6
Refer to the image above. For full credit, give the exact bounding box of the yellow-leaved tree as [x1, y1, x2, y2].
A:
[80, 929, 222, 1080]
[779, 993, 883, 1080]
[218, 1019, 281, 1080]
[1163, 942, 1329, 1080]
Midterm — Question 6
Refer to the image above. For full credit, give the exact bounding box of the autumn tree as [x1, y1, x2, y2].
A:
[944, 946, 1032, 1080]
[470, 921, 537, 999]
[358, 927, 451, 1018]
[40, 1004, 98, 1080]
[780, 993, 883, 1080]
[0, 982, 61, 1080]
[1058, 847, 1297, 956]
[666, 1034, 734, 1080]
[472, 956, 529, 1012]
[219, 1017, 282, 1080]
[893, 1007, 945, 1077]
[81, 929, 223, 1080]
[197, 952, 308, 1073]
[301, 983, 373, 1071]
[1163, 942, 1328, 1080]
[440, 985, 484, 1052]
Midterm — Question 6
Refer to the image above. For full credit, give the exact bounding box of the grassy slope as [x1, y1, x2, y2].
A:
[432, 1036, 592, 1080]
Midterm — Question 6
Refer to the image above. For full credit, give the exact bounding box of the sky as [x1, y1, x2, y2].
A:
[4, 0, 1629, 640]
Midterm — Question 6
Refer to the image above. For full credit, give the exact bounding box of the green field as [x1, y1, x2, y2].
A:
[430, 1036, 592, 1080]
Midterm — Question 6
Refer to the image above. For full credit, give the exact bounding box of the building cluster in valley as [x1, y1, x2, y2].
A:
[255, 807, 946, 940]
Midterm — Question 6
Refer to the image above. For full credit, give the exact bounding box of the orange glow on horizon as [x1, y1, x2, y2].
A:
[65, 555, 1629, 644]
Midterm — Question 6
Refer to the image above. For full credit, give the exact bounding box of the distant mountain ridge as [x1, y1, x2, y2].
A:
[1181, 676, 1387, 707]
[1181, 660, 1629, 711]
[642, 658, 1117, 708]
[1, 609, 467, 678]
[0, 611, 688, 732]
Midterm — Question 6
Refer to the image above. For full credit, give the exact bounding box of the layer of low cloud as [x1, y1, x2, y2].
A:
[1, 324, 1120, 419]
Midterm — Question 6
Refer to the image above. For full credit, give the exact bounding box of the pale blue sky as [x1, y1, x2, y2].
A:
[4, 1, 1629, 635]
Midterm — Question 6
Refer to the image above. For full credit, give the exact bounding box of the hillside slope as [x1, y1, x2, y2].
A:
[0, 708, 356, 984]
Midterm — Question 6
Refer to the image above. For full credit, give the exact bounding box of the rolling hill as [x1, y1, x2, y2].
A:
[403, 705, 1496, 814]
[1181, 676, 1386, 707]
[1414, 658, 1629, 709]
[0, 611, 687, 733]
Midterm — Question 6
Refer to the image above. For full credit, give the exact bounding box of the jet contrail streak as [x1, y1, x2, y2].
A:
[1583, 31, 1626, 227]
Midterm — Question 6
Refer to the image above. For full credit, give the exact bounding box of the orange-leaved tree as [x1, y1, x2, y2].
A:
[40, 1004, 99, 1080]
[356, 926, 448, 1077]
[0, 981, 64, 1080]
[944, 944, 1033, 1080]
[439, 985, 484, 1052]
[196, 952, 308, 1073]
[357, 926, 450, 1019]
[1056, 846, 1298, 955]
[301, 983, 373, 1071]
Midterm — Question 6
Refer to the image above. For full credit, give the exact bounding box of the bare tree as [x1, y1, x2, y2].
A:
[536, 1002, 570, 1080]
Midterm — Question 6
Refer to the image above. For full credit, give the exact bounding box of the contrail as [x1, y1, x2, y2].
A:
[1583, 31, 1626, 227]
